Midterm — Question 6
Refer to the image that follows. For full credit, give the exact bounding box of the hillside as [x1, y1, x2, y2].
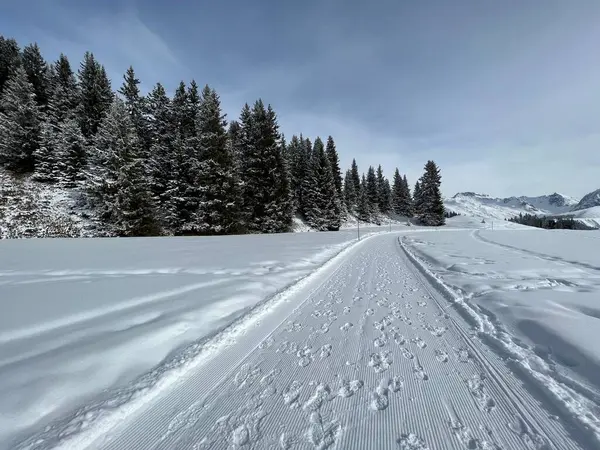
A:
[444, 191, 578, 220]
[572, 188, 600, 211]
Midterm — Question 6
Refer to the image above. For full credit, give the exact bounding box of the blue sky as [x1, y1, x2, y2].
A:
[2, 0, 600, 198]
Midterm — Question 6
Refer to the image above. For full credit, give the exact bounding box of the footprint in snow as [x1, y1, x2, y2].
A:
[320, 344, 332, 359]
[303, 383, 332, 412]
[343, 306, 351, 314]
[369, 351, 393, 373]
[398, 433, 429, 450]
[305, 412, 341, 450]
[389, 375, 404, 392]
[401, 347, 414, 360]
[370, 378, 390, 411]
[340, 322, 353, 332]
[364, 308, 375, 317]
[374, 333, 388, 348]
[411, 337, 427, 349]
[413, 359, 429, 381]
[338, 379, 364, 398]
[394, 333, 406, 345]
[282, 381, 303, 408]
[435, 349, 449, 363]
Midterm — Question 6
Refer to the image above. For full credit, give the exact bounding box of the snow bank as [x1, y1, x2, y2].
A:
[0, 231, 377, 446]
[401, 229, 600, 441]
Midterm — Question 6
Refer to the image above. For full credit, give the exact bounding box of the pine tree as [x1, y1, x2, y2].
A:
[88, 98, 158, 235]
[49, 54, 79, 124]
[401, 174, 413, 217]
[343, 169, 356, 210]
[303, 137, 340, 231]
[357, 174, 370, 222]
[0, 66, 41, 173]
[119, 66, 148, 154]
[22, 43, 50, 110]
[0, 36, 21, 97]
[413, 180, 423, 218]
[78, 52, 113, 137]
[417, 160, 445, 226]
[366, 166, 379, 214]
[287, 134, 308, 216]
[32, 121, 58, 182]
[350, 159, 361, 205]
[146, 82, 173, 213]
[171, 81, 188, 134]
[238, 100, 292, 233]
[375, 164, 390, 213]
[56, 117, 87, 186]
[194, 85, 242, 235]
[391, 168, 403, 215]
[326, 136, 342, 196]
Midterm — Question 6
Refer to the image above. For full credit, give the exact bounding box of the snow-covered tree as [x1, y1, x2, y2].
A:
[303, 137, 341, 231]
[350, 159, 361, 206]
[417, 160, 445, 226]
[0, 36, 21, 97]
[78, 52, 113, 137]
[413, 180, 423, 218]
[88, 98, 158, 235]
[194, 85, 242, 235]
[343, 169, 356, 210]
[22, 43, 51, 110]
[119, 66, 149, 154]
[357, 174, 370, 222]
[366, 165, 379, 214]
[0, 66, 41, 173]
[56, 117, 87, 186]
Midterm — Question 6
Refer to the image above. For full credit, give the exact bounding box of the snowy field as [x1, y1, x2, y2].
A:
[0, 228, 394, 448]
[402, 227, 600, 445]
[2, 219, 600, 450]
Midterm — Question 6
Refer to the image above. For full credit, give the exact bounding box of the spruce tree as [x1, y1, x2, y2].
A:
[0, 66, 41, 173]
[375, 164, 390, 213]
[49, 54, 79, 124]
[391, 168, 403, 215]
[88, 98, 157, 235]
[350, 159, 361, 204]
[146, 82, 173, 213]
[303, 137, 340, 231]
[417, 160, 445, 226]
[401, 174, 413, 217]
[56, 117, 87, 186]
[287, 134, 308, 216]
[0, 36, 21, 97]
[413, 180, 423, 218]
[366, 165, 379, 214]
[326, 136, 342, 196]
[357, 174, 370, 222]
[32, 121, 58, 182]
[22, 43, 50, 110]
[238, 100, 292, 233]
[78, 52, 113, 137]
[194, 85, 242, 235]
[171, 81, 188, 134]
[119, 66, 148, 154]
[343, 169, 356, 210]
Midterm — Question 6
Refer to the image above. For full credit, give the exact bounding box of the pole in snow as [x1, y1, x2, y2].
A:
[357, 217, 360, 240]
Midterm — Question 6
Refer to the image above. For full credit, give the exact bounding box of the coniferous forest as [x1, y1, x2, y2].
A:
[0, 36, 446, 236]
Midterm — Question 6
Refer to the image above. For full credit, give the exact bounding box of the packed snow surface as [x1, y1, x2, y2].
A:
[2, 218, 599, 450]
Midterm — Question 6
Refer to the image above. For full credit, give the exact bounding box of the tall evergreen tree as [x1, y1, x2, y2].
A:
[343, 169, 356, 210]
[357, 174, 370, 222]
[401, 174, 413, 217]
[194, 85, 242, 235]
[287, 134, 309, 216]
[0, 66, 41, 173]
[417, 160, 445, 226]
[303, 137, 341, 230]
[49, 54, 79, 124]
[22, 43, 50, 110]
[391, 168, 403, 215]
[326, 136, 342, 196]
[366, 165, 379, 213]
[375, 164, 390, 213]
[78, 52, 113, 137]
[56, 117, 87, 186]
[350, 159, 361, 203]
[119, 66, 149, 154]
[146, 82, 173, 211]
[32, 121, 58, 182]
[413, 180, 423, 217]
[238, 100, 292, 233]
[88, 98, 158, 235]
[0, 36, 21, 97]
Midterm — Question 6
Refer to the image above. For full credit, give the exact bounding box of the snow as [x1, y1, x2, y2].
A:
[444, 192, 579, 221]
[3, 223, 600, 450]
[558, 206, 600, 229]
[402, 227, 600, 444]
[0, 230, 384, 447]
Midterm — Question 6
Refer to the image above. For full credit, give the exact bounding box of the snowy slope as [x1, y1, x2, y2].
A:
[444, 192, 579, 220]
[0, 231, 389, 447]
[572, 189, 600, 211]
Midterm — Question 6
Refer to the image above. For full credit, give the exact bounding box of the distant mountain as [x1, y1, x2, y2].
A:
[444, 192, 579, 221]
[571, 189, 600, 211]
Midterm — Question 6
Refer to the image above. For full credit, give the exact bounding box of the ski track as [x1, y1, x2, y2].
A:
[17, 233, 590, 450]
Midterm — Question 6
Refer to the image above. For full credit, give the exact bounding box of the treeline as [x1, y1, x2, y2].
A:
[508, 213, 595, 230]
[0, 36, 445, 236]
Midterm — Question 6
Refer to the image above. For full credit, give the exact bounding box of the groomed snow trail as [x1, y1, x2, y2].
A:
[44, 234, 587, 450]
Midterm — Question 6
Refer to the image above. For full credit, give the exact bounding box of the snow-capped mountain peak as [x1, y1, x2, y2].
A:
[572, 189, 600, 211]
